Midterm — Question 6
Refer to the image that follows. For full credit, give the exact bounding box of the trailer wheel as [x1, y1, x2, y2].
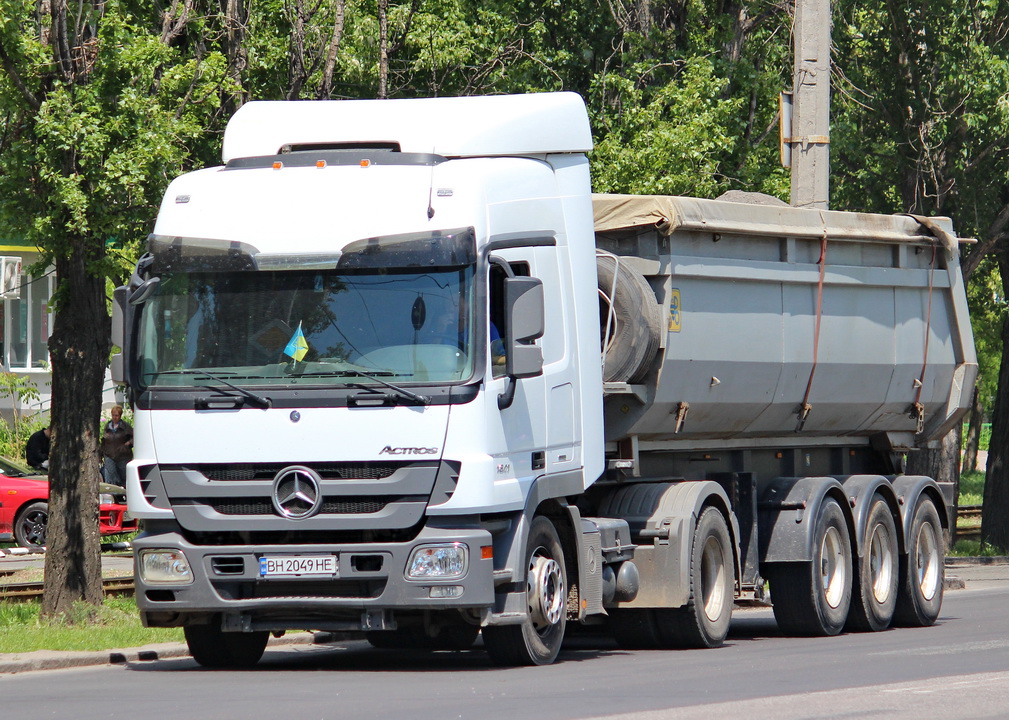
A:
[597, 254, 661, 383]
[846, 493, 898, 632]
[184, 623, 269, 668]
[893, 496, 944, 627]
[654, 507, 734, 648]
[768, 497, 852, 636]
[484, 516, 567, 666]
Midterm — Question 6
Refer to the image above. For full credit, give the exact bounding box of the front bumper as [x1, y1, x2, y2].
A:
[134, 524, 495, 632]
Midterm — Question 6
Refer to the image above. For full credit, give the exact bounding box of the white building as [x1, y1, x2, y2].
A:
[0, 240, 118, 422]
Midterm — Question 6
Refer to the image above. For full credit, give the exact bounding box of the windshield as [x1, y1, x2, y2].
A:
[137, 265, 476, 389]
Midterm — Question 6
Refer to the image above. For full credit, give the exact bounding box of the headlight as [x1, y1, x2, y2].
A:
[99, 493, 114, 505]
[406, 543, 468, 580]
[138, 549, 194, 585]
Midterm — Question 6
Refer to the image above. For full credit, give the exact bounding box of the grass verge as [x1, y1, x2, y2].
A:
[959, 470, 985, 506]
[0, 596, 183, 654]
[948, 539, 1007, 558]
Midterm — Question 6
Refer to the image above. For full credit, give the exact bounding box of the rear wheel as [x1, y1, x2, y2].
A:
[483, 516, 567, 666]
[893, 497, 944, 627]
[846, 494, 898, 632]
[768, 497, 852, 636]
[184, 623, 269, 668]
[14, 502, 48, 549]
[654, 507, 734, 648]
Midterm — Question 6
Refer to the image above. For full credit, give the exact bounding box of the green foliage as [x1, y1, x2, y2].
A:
[0, 373, 47, 459]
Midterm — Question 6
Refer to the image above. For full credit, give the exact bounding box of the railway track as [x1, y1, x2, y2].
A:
[0, 575, 134, 601]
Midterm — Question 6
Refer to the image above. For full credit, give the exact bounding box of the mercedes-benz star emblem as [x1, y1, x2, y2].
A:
[271, 466, 323, 519]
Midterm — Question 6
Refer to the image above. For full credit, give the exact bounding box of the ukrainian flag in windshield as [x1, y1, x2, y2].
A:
[284, 322, 309, 362]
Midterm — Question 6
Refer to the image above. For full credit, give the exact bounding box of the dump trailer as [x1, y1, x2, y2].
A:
[112, 92, 976, 668]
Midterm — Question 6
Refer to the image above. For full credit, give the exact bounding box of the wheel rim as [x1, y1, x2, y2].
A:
[528, 550, 564, 630]
[915, 520, 940, 601]
[19, 510, 47, 547]
[868, 522, 895, 604]
[700, 534, 727, 622]
[820, 525, 846, 609]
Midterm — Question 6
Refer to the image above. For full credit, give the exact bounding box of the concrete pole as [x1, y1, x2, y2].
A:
[790, 0, 831, 209]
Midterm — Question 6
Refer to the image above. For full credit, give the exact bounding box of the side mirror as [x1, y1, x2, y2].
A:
[504, 276, 544, 379]
[128, 277, 160, 305]
[111, 286, 132, 386]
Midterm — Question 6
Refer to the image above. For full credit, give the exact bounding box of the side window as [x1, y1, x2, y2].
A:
[5, 269, 53, 370]
[489, 261, 529, 377]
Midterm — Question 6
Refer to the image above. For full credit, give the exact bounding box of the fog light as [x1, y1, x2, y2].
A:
[139, 549, 194, 585]
[428, 585, 464, 598]
[406, 544, 468, 580]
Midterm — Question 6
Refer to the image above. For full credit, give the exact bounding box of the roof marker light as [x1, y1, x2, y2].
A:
[272, 161, 283, 170]
[360, 159, 371, 168]
[316, 160, 327, 168]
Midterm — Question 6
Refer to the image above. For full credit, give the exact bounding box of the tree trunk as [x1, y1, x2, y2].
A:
[906, 426, 961, 545]
[962, 386, 982, 473]
[982, 293, 1009, 551]
[41, 241, 109, 617]
[377, 0, 389, 99]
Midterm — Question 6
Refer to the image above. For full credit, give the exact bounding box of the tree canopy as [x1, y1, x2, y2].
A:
[2, 0, 1009, 614]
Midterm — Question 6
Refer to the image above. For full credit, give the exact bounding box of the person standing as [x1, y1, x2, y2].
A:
[101, 405, 133, 487]
[25, 426, 51, 472]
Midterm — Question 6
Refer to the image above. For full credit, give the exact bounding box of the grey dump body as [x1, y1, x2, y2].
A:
[594, 193, 975, 455]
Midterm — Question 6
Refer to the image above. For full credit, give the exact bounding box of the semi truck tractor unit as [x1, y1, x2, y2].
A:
[113, 92, 976, 668]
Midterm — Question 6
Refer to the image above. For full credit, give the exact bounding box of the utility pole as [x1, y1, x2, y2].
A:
[787, 0, 831, 209]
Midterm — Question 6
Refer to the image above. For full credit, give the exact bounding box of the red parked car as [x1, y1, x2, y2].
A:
[0, 456, 137, 549]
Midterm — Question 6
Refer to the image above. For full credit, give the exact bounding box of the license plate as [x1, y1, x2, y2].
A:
[259, 554, 337, 577]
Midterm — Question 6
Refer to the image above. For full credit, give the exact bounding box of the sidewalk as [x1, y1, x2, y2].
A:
[0, 556, 1003, 674]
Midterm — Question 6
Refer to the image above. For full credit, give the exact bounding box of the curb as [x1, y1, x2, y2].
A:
[0, 631, 327, 674]
[945, 556, 1009, 565]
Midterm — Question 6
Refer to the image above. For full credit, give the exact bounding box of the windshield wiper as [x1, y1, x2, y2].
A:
[189, 371, 272, 409]
[294, 369, 429, 406]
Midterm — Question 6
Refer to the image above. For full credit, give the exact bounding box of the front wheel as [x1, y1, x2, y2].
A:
[184, 623, 269, 668]
[483, 516, 567, 666]
[768, 496, 852, 636]
[14, 502, 48, 549]
[893, 497, 944, 627]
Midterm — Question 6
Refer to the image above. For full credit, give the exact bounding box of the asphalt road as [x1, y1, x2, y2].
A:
[2, 566, 1008, 720]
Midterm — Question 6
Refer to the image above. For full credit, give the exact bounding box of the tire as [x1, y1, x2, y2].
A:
[597, 255, 661, 383]
[893, 497, 944, 627]
[367, 623, 479, 650]
[768, 497, 852, 636]
[184, 623, 269, 668]
[653, 507, 734, 648]
[846, 494, 899, 632]
[483, 516, 567, 666]
[14, 502, 48, 549]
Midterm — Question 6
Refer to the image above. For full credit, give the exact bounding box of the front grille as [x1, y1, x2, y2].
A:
[200, 463, 404, 481]
[211, 557, 246, 575]
[212, 579, 385, 600]
[208, 497, 395, 516]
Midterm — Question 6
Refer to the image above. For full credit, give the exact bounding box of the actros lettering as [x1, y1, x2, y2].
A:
[379, 446, 439, 455]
